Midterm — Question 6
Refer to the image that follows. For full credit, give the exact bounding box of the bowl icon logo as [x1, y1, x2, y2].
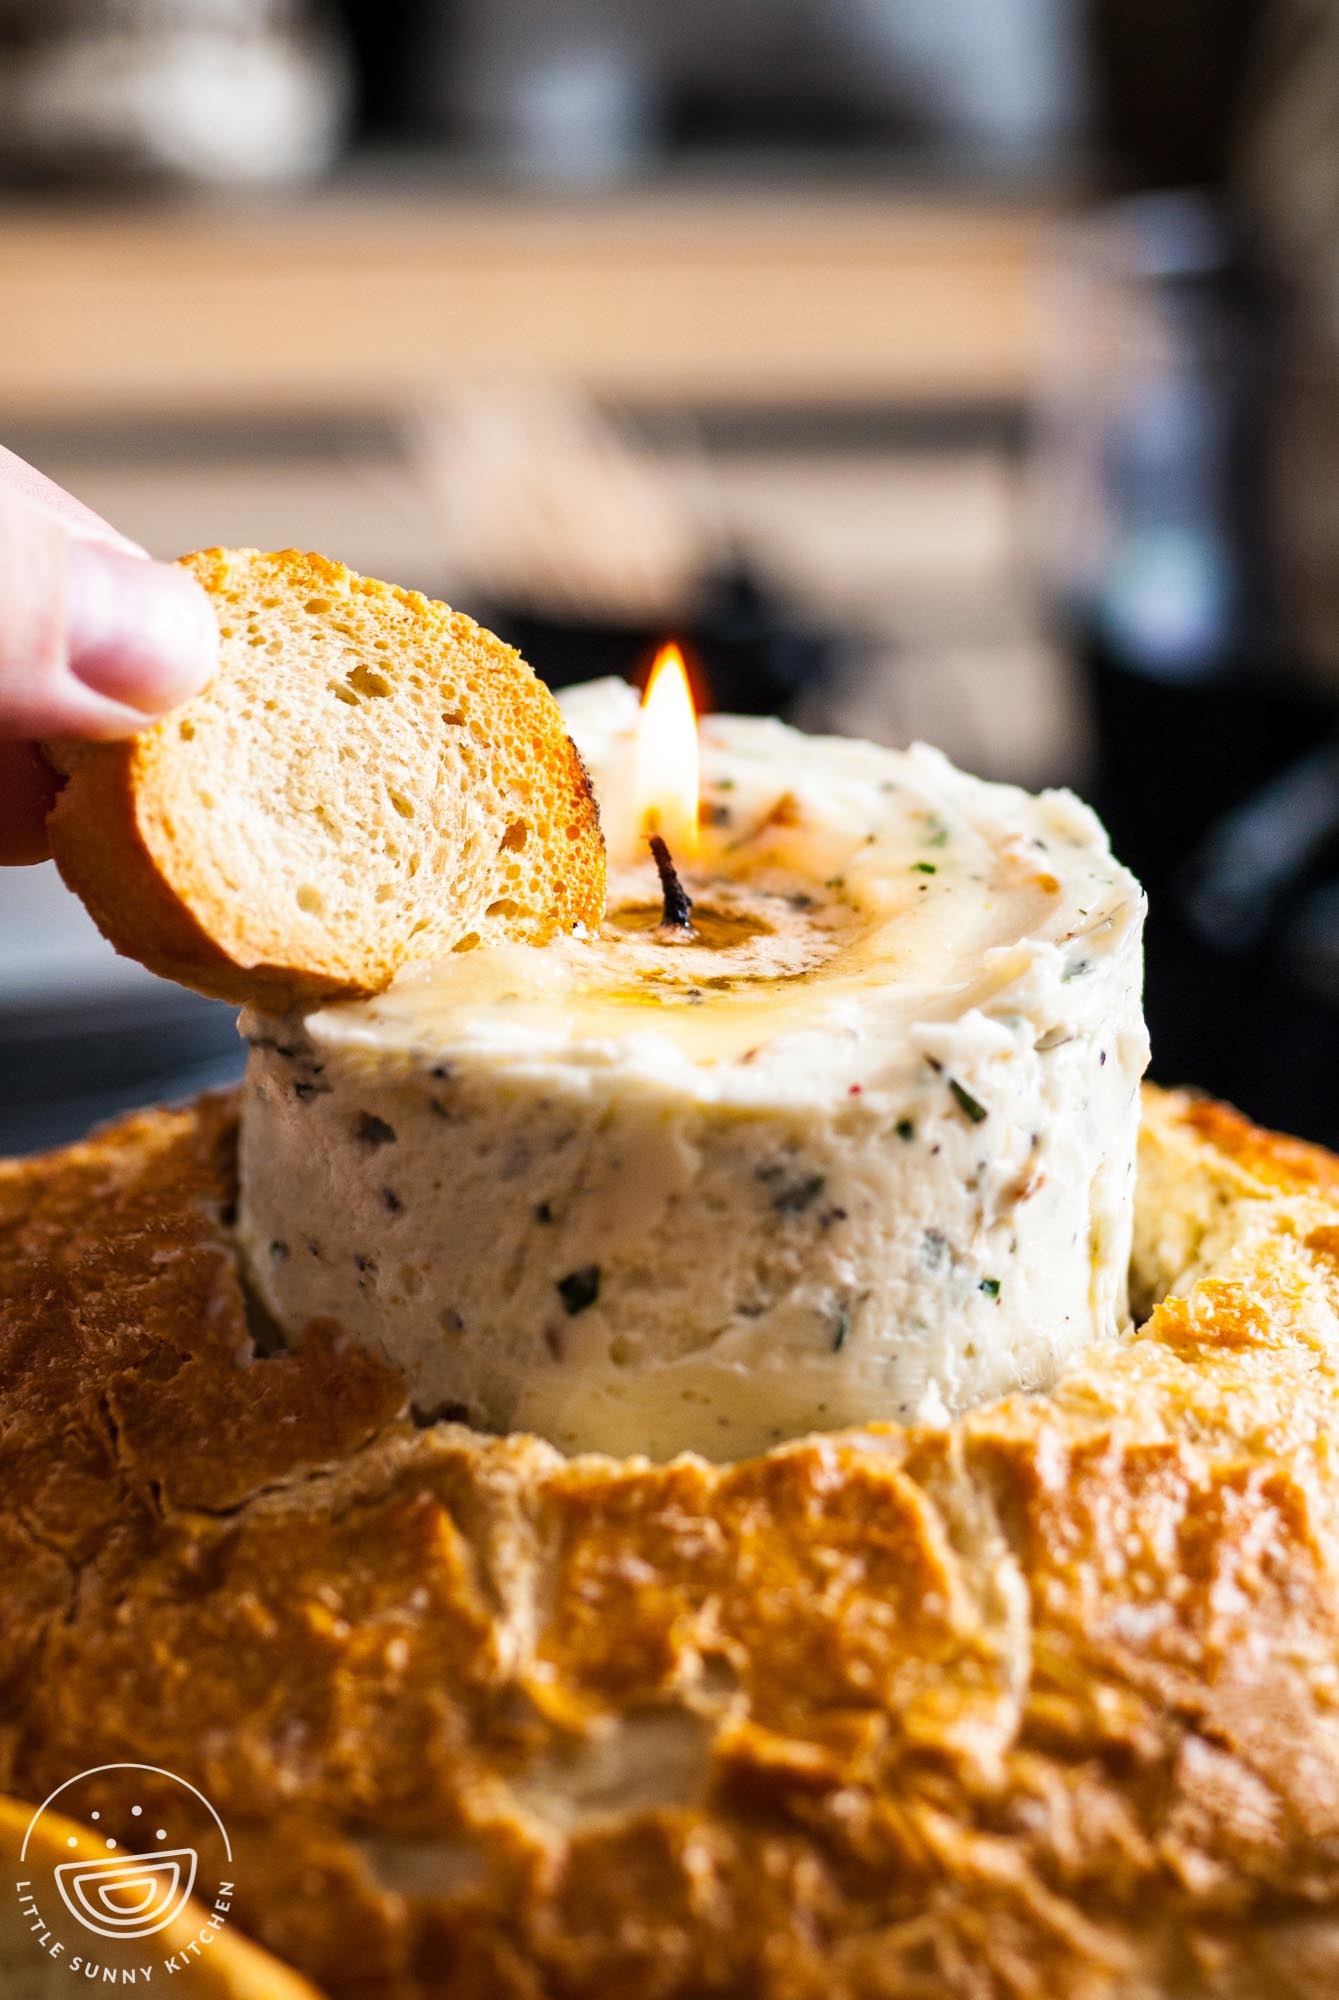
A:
[17, 1761, 232, 1962]
[55, 1843, 198, 1940]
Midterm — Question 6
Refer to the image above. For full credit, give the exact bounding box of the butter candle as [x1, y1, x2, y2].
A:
[238, 676, 1148, 1460]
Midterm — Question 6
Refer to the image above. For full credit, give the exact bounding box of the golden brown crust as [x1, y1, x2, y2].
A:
[1172, 1089, 1339, 1197]
[4, 1085, 1339, 1997]
[43, 741, 246, 992]
[45, 550, 606, 1009]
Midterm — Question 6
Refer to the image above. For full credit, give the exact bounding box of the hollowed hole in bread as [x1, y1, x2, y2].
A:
[330, 685, 360, 707]
[486, 899, 522, 919]
[696, 1653, 741, 1699]
[501, 818, 530, 852]
[512, 1710, 713, 1828]
[453, 933, 481, 953]
[178, 720, 196, 741]
[442, 711, 465, 727]
[304, 598, 331, 614]
[296, 885, 325, 916]
[346, 663, 393, 700]
[388, 790, 416, 821]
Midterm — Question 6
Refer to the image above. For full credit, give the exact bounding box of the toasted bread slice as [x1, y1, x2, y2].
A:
[45, 549, 605, 1009]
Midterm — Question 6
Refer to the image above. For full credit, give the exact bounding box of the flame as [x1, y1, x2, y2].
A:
[634, 644, 699, 858]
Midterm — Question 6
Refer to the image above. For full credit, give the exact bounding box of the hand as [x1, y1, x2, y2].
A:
[0, 448, 217, 865]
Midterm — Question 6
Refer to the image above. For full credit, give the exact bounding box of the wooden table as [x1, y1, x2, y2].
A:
[0, 187, 1056, 423]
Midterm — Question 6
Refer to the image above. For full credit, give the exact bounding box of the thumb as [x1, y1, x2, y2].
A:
[0, 482, 217, 742]
[0, 442, 144, 554]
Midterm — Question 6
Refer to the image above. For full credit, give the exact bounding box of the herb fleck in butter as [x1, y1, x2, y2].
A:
[949, 1079, 988, 1124]
[769, 1172, 826, 1215]
[922, 1229, 949, 1268]
[355, 1111, 397, 1148]
[557, 1266, 601, 1316]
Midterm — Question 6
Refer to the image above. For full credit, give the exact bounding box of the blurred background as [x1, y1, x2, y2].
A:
[2, 0, 1337, 1151]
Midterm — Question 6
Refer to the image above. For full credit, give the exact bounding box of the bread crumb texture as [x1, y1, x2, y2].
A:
[5, 1085, 1339, 1997]
[45, 549, 605, 1007]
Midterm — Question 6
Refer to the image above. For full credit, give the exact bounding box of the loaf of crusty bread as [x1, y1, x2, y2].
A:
[44, 548, 605, 1009]
[5, 1083, 1339, 2000]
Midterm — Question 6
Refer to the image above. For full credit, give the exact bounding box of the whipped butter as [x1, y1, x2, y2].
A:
[238, 679, 1148, 1459]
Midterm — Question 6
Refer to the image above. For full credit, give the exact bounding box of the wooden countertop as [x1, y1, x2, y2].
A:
[0, 187, 1056, 421]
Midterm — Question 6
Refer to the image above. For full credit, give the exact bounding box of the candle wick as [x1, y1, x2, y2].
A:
[648, 834, 695, 933]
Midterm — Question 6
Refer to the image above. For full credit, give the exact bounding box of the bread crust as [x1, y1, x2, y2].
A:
[45, 550, 606, 1009]
[4, 1085, 1339, 1998]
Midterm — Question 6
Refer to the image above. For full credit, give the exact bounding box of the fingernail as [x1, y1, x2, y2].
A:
[67, 541, 218, 715]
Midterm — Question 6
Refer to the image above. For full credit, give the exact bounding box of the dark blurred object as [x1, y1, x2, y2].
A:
[0, 989, 243, 1156]
[329, 0, 1083, 183]
[1085, 658, 1339, 1145]
[329, 0, 435, 138]
[488, 556, 846, 722]
[1043, 0, 1339, 1145]
[1182, 737, 1339, 956]
[0, 0, 350, 185]
[1088, 0, 1265, 190]
[0, 859, 242, 1156]
[1044, 194, 1339, 1142]
[1241, 0, 1339, 691]
[1178, 730, 1339, 1110]
[1037, 195, 1264, 684]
